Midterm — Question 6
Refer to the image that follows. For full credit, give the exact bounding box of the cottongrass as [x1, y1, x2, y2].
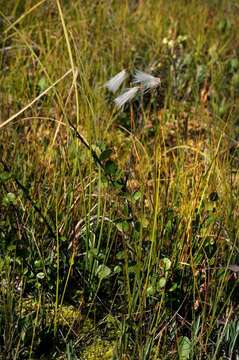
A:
[104, 69, 161, 109]
[104, 69, 128, 93]
[133, 70, 161, 92]
[114, 86, 139, 109]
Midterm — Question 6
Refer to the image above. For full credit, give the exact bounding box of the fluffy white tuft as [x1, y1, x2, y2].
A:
[114, 86, 139, 109]
[104, 69, 128, 93]
[133, 70, 161, 91]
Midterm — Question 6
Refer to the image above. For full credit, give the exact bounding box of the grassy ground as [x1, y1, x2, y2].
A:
[1, 0, 239, 359]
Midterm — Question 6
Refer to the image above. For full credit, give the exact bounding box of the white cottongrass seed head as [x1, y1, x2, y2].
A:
[114, 86, 140, 109]
[104, 69, 128, 93]
[133, 70, 161, 91]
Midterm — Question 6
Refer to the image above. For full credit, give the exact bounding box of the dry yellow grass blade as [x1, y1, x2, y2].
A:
[0, 69, 72, 130]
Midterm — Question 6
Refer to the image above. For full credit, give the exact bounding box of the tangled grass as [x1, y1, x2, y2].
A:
[1, 0, 239, 359]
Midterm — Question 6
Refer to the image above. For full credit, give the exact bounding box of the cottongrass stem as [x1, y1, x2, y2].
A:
[104, 69, 128, 93]
[133, 70, 161, 92]
[114, 86, 139, 109]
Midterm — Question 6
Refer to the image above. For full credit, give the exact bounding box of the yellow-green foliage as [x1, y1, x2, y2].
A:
[81, 339, 115, 360]
[19, 298, 81, 326]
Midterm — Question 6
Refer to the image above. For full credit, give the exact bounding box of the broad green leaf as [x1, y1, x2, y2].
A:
[96, 264, 111, 280]
[178, 336, 191, 360]
[116, 221, 129, 232]
[113, 265, 122, 274]
[157, 277, 166, 289]
[0, 171, 12, 183]
[99, 148, 112, 161]
[7, 245, 16, 252]
[146, 285, 155, 297]
[34, 260, 42, 268]
[116, 251, 126, 260]
[36, 272, 45, 280]
[128, 263, 142, 275]
[162, 257, 172, 271]
[2, 192, 17, 206]
[139, 217, 149, 229]
[105, 160, 118, 175]
[133, 191, 142, 201]
[169, 283, 178, 292]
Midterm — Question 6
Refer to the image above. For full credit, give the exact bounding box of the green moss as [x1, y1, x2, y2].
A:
[81, 339, 115, 360]
[18, 298, 82, 326]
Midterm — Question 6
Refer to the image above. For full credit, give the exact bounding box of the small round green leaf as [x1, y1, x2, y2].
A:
[178, 336, 191, 360]
[36, 272, 45, 280]
[116, 221, 129, 232]
[0, 171, 12, 183]
[114, 265, 122, 274]
[2, 192, 17, 206]
[146, 285, 155, 297]
[105, 160, 118, 175]
[158, 277, 166, 289]
[133, 191, 142, 201]
[99, 148, 112, 161]
[162, 257, 172, 271]
[34, 260, 42, 268]
[96, 264, 111, 281]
